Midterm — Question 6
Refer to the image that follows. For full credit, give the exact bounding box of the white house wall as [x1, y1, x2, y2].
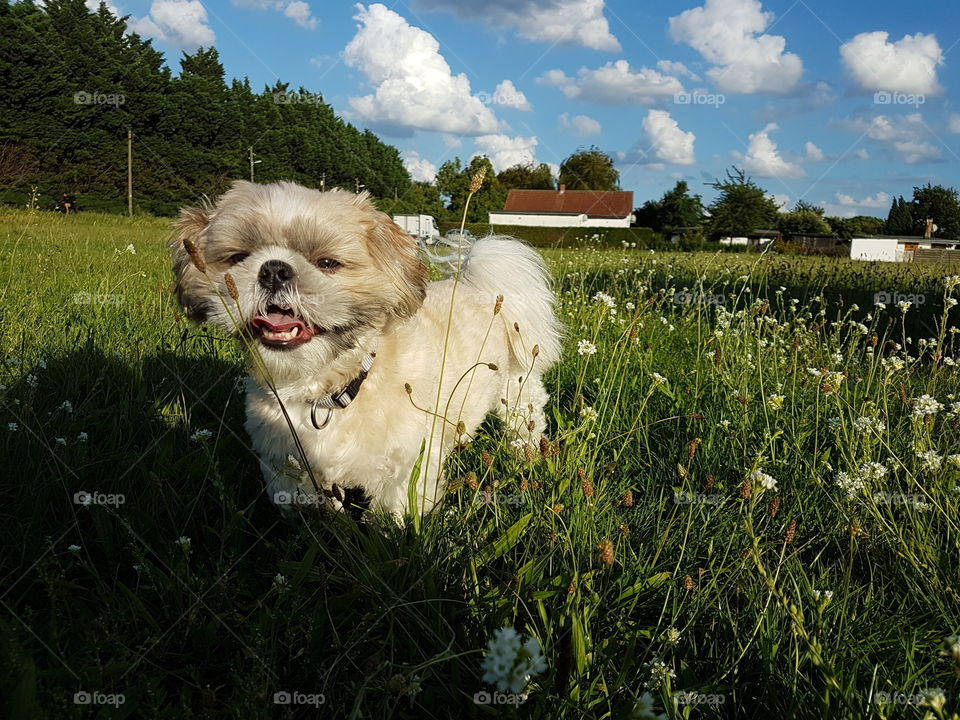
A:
[488, 212, 631, 228]
[850, 237, 898, 261]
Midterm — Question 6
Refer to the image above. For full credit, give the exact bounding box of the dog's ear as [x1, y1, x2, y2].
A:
[171, 206, 212, 322]
[367, 212, 428, 320]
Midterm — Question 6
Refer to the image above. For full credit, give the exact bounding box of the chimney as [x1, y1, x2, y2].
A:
[559, 184, 565, 194]
[924, 217, 933, 239]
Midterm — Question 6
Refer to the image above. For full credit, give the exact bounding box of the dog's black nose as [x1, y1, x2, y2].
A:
[258, 260, 295, 292]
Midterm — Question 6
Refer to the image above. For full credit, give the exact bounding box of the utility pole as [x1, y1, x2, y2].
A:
[126, 128, 133, 217]
[248, 146, 261, 182]
[355, 178, 364, 194]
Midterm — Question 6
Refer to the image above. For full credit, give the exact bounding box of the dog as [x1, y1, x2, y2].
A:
[172, 180, 561, 515]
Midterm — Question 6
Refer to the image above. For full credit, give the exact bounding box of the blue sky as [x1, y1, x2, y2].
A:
[115, 0, 960, 216]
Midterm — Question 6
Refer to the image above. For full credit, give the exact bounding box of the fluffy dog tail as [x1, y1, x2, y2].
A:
[458, 236, 562, 369]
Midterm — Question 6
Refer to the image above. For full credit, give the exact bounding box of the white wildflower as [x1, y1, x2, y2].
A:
[480, 627, 548, 693]
[911, 395, 943, 419]
[749, 470, 777, 491]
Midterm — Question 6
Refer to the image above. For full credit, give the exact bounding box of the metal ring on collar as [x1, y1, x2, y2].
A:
[310, 400, 333, 430]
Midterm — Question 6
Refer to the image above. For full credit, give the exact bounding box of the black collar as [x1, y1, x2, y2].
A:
[309, 352, 375, 429]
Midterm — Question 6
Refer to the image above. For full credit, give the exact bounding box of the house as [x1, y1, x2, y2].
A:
[719, 229, 782, 247]
[850, 234, 960, 263]
[489, 186, 634, 228]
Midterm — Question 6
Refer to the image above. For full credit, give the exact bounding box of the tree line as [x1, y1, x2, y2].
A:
[0, 0, 410, 215]
[635, 168, 960, 242]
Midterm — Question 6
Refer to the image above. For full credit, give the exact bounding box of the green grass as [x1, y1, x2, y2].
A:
[1, 207, 959, 719]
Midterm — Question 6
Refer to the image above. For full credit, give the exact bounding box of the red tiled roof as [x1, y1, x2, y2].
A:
[501, 189, 634, 219]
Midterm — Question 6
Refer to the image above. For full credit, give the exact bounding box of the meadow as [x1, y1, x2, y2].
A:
[1, 207, 959, 719]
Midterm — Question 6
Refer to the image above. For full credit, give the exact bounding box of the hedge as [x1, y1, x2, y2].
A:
[438, 221, 669, 249]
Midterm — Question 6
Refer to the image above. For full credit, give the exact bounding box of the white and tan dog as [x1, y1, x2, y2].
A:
[172, 180, 561, 515]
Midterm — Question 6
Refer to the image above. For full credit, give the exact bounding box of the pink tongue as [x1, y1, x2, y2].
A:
[252, 312, 306, 332]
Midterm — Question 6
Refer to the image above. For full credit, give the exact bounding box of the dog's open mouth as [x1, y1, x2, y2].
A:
[250, 305, 322, 348]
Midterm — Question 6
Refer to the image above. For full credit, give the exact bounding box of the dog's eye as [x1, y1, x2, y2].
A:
[227, 253, 249, 265]
[315, 258, 341, 271]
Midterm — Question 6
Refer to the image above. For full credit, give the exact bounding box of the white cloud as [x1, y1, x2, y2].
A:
[85, 0, 120, 15]
[820, 191, 891, 218]
[284, 1, 317, 29]
[846, 113, 941, 164]
[642, 110, 695, 165]
[442, 135, 463, 149]
[669, 0, 802, 94]
[128, 0, 215, 49]
[656, 60, 700, 81]
[836, 191, 890, 208]
[474, 134, 538, 172]
[804, 141, 825, 162]
[560, 113, 601, 136]
[539, 60, 685, 106]
[490, 80, 532, 111]
[854, 148, 870, 160]
[343, 4, 498, 136]
[414, 0, 619, 51]
[401, 150, 438, 182]
[840, 31, 943, 95]
[734, 123, 804, 178]
[232, 0, 318, 29]
[949, 114, 960, 134]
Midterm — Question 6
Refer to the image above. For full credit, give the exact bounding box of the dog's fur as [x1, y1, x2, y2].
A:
[172, 180, 561, 515]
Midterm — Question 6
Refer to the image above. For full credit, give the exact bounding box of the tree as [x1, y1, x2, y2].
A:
[793, 199, 824, 215]
[883, 196, 914, 236]
[377, 181, 444, 219]
[910, 184, 960, 238]
[497, 162, 554, 191]
[658, 180, 703, 230]
[558, 147, 619, 191]
[0, 0, 410, 214]
[633, 180, 703, 232]
[436, 156, 506, 223]
[778, 211, 832, 236]
[828, 215, 884, 240]
[704, 168, 779, 240]
[778, 204, 832, 235]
